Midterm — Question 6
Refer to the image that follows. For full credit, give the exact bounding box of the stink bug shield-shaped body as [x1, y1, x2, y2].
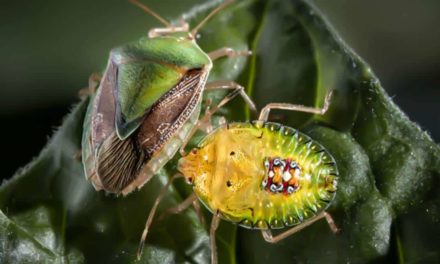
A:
[82, 0, 256, 195]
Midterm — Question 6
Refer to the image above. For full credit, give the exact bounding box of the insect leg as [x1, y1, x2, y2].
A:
[156, 192, 206, 226]
[192, 197, 206, 226]
[258, 90, 333, 122]
[178, 96, 222, 156]
[261, 211, 328, 243]
[157, 192, 197, 221]
[137, 173, 184, 260]
[207, 47, 252, 61]
[210, 211, 221, 264]
[78, 73, 101, 98]
[324, 211, 340, 234]
[179, 117, 211, 156]
[205, 81, 258, 115]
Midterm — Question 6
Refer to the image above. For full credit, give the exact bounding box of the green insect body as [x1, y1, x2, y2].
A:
[81, 17, 231, 195]
[178, 122, 338, 229]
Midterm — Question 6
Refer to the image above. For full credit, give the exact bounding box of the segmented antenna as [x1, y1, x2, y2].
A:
[191, 0, 234, 36]
[128, 0, 172, 28]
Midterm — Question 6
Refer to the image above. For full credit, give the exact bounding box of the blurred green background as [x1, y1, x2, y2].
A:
[0, 0, 439, 177]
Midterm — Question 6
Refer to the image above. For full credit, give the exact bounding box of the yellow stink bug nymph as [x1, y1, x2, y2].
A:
[143, 91, 340, 264]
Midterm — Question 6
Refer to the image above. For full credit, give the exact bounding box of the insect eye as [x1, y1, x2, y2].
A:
[230, 151, 235, 156]
[273, 159, 280, 166]
[226, 180, 232, 187]
[191, 149, 198, 155]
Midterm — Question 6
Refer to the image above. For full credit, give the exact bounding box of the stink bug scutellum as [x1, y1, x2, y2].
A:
[143, 91, 340, 264]
[81, 0, 257, 259]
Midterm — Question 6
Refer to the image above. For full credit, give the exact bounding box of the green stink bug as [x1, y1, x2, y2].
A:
[81, 0, 256, 196]
[140, 91, 339, 264]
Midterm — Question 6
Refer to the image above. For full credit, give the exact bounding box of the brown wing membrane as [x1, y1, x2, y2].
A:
[96, 132, 145, 193]
[95, 69, 205, 193]
[137, 69, 205, 156]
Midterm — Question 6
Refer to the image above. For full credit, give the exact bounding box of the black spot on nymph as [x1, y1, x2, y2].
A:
[226, 180, 232, 187]
[230, 151, 235, 156]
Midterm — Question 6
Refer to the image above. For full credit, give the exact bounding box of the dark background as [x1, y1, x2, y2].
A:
[1, 0, 439, 177]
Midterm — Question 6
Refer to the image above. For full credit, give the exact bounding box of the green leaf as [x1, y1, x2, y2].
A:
[1, 0, 439, 263]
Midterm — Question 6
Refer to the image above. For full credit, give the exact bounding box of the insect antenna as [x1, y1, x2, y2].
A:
[191, 0, 234, 36]
[128, 0, 172, 28]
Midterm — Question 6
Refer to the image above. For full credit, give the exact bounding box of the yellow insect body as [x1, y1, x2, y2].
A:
[178, 122, 338, 229]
